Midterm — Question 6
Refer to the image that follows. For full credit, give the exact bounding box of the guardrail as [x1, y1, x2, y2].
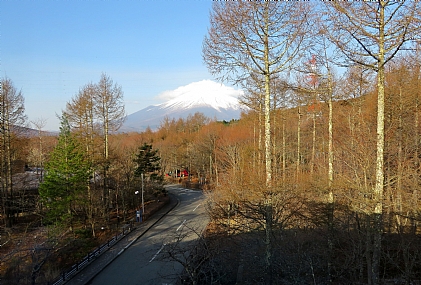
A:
[48, 223, 134, 285]
[47, 196, 171, 285]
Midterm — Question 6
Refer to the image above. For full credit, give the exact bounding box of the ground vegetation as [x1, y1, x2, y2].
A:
[2, 2, 421, 283]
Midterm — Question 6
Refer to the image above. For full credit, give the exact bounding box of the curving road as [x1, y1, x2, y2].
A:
[87, 186, 207, 285]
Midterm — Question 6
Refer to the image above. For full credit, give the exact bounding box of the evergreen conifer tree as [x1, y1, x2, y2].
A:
[134, 143, 163, 183]
[39, 114, 90, 230]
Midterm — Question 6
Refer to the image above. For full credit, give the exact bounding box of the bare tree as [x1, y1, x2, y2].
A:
[94, 73, 125, 221]
[203, 1, 312, 187]
[0, 77, 28, 227]
[65, 83, 99, 235]
[94, 73, 125, 160]
[30, 117, 47, 180]
[322, 2, 421, 284]
[203, 7, 312, 281]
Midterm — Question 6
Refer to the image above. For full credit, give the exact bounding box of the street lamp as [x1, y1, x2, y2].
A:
[134, 190, 140, 222]
[135, 149, 146, 221]
[134, 174, 145, 221]
[141, 173, 144, 216]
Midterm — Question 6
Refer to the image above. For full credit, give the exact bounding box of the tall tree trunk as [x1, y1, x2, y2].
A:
[264, 67, 272, 186]
[296, 105, 302, 182]
[258, 99, 263, 177]
[327, 69, 334, 283]
[282, 113, 286, 183]
[264, 200, 273, 285]
[311, 105, 316, 175]
[327, 70, 334, 196]
[411, 46, 420, 234]
[2, 115, 13, 228]
[394, 87, 404, 231]
[263, 6, 273, 284]
[372, 5, 386, 283]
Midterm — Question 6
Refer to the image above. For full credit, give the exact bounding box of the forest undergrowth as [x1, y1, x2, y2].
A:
[0, 195, 169, 285]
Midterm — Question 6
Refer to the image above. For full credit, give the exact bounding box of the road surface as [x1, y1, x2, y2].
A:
[87, 186, 207, 285]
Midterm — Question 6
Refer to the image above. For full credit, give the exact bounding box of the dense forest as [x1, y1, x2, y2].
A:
[2, 1, 421, 284]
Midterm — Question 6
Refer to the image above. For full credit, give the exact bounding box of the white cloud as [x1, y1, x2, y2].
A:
[156, 89, 177, 101]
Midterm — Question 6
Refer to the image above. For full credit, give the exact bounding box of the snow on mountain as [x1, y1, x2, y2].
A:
[159, 80, 243, 111]
[120, 80, 246, 133]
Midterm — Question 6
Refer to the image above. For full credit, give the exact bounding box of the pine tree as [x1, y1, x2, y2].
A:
[134, 143, 162, 183]
[39, 114, 90, 230]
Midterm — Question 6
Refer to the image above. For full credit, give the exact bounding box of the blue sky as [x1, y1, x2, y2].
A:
[1, 0, 215, 131]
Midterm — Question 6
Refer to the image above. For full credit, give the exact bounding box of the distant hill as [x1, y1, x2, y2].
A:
[12, 125, 58, 137]
[120, 80, 247, 133]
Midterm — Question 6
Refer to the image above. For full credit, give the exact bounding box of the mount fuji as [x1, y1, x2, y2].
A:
[120, 80, 246, 133]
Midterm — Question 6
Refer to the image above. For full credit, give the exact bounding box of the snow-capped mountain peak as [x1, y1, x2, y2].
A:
[159, 80, 243, 111]
[120, 80, 246, 133]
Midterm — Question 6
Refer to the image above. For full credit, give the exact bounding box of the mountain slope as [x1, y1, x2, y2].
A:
[120, 80, 245, 132]
[160, 80, 242, 111]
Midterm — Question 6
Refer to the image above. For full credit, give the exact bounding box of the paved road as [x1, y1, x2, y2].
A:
[87, 186, 207, 285]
